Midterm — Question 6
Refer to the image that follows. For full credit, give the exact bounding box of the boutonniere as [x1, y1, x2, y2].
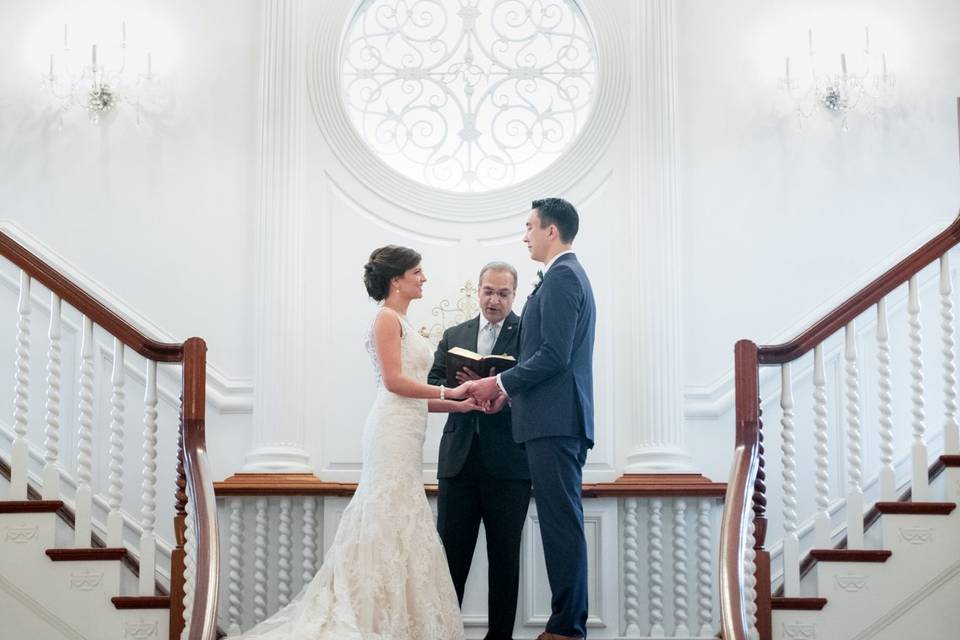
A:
[528, 269, 544, 299]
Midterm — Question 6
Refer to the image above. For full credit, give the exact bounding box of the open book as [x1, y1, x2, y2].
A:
[445, 347, 516, 387]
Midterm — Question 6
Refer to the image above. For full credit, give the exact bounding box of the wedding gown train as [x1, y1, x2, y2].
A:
[230, 314, 464, 640]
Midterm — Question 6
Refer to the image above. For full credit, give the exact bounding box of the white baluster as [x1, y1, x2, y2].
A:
[877, 299, 896, 500]
[744, 510, 759, 640]
[673, 499, 689, 636]
[649, 498, 665, 637]
[42, 293, 62, 500]
[302, 497, 317, 584]
[696, 499, 714, 637]
[10, 272, 31, 500]
[278, 496, 292, 606]
[253, 497, 268, 624]
[780, 364, 800, 594]
[107, 338, 125, 546]
[909, 275, 929, 500]
[228, 498, 244, 636]
[844, 322, 864, 548]
[180, 493, 195, 640]
[623, 498, 642, 635]
[813, 344, 831, 548]
[941, 254, 959, 454]
[74, 317, 95, 546]
[139, 360, 158, 595]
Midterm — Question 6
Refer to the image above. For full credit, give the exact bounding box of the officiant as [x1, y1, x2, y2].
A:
[429, 261, 531, 640]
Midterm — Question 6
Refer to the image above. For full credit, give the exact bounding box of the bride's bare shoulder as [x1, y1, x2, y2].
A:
[372, 308, 403, 336]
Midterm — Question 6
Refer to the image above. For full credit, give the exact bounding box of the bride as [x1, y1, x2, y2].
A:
[232, 245, 480, 639]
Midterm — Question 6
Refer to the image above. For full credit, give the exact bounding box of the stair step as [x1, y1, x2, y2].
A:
[0, 500, 63, 513]
[46, 548, 129, 562]
[771, 597, 828, 611]
[875, 501, 956, 515]
[941, 455, 960, 467]
[809, 549, 892, 562]
[111, 596, 170, 609]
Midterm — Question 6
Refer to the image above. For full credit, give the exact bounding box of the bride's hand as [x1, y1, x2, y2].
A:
[446, 381, 472, 400]
[456, 397, 482, 413]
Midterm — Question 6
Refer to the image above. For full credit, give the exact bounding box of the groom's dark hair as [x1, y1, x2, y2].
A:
[532, 198, 579, 243]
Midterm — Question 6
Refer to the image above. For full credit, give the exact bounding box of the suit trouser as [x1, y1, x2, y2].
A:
[525, 436, 590, 638]
[437, 434, 532, 640]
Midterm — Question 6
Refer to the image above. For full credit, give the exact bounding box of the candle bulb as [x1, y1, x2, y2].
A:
[91, 44, 97, 68]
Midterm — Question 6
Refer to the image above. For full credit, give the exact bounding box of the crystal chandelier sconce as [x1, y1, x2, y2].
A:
[42, 23, 160, 126]
[780, 27, 894, 131]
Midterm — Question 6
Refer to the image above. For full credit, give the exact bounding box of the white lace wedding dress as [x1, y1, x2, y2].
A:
[232, 314, 464, 640]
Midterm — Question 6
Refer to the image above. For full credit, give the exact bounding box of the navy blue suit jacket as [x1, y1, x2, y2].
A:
[500, 253, 595, 446]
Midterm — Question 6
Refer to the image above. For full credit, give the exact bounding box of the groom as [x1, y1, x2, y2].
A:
[470, 198, 595, 640]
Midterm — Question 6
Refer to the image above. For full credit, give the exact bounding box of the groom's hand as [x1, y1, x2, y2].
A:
[482, 393, 509, 414]
[469, 375, 501, 403]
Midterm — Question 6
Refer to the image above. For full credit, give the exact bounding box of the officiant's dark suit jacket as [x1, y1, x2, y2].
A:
[428, 311, 529, 480]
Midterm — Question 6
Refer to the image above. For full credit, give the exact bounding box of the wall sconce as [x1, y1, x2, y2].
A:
[781, 27, 895, 131]
[42, 22, 161, 126]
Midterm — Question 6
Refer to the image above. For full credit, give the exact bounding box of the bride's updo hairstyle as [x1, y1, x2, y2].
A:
[363, 245, 422, 302]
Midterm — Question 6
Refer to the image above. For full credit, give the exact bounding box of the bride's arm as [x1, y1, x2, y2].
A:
[374, 310, 470, 400]
[428, 398, 480, 413]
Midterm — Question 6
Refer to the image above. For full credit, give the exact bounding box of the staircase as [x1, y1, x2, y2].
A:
[720, 214, 960, 640]
[0, 228, 219, 640]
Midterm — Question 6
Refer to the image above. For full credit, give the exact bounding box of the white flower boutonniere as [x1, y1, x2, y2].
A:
[529, 269, 544, 299]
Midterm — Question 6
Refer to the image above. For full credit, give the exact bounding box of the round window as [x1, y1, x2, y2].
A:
[340, 0, 598, 193]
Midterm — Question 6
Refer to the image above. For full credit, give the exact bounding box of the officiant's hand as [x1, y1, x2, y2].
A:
[454, 366, 497, 384]
[468, 375, 501, 403]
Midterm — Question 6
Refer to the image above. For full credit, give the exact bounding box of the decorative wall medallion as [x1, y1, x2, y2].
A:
[70, 570, 104, 591]
[782, 622, 817, 639]
[341, 0, 598, 193]
[835, 574, 868, 592]
[4, 525, 39, 543]
[899, 527, 934, 545]
[123, 619, 159, 639]
[308, 0, 628, 222]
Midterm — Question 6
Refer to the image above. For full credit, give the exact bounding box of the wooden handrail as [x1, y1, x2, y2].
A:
[0, 231, 217, 640]
[213, 472, 728, 498]
[719, 440, 759, 640]
[758, 213, 960, 364]
[0, 231, 183, 362]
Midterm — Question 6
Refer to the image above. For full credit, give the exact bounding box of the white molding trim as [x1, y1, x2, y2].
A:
[0, 573, 88, 640]
[684, 219, 955, 419]
[306, 0, 629, 225]
[849, 553, 960, 640]
[0, 218, 254, 414]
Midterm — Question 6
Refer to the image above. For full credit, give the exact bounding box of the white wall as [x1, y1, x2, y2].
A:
[677, 0, 960, 480]
[1, 0, 959, 485]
